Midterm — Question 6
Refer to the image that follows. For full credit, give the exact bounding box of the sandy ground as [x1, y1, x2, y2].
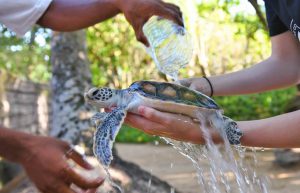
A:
[3, 143, 300, 193]
[116, 143, 300, 193]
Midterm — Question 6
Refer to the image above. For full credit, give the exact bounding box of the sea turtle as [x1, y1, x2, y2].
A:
[84, 80, 243, 167]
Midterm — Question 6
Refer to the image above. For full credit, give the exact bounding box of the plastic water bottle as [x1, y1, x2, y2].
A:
[143, 16, 193, 80]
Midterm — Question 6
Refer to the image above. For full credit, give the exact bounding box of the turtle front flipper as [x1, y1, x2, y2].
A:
[93, 106, 127, 167]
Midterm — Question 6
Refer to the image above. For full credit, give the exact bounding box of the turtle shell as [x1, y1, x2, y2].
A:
[128, 81, 219, 110]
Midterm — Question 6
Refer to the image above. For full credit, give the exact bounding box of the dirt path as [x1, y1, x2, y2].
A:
[116, 143, 300, 193]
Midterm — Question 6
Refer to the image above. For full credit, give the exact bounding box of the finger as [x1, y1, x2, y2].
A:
[136, 24, 150, 46]
[156, 7, 184, 27]
[125, 113, 163, 135]
[137, 106, 174, 125]
[85, 188, 98, 193]
[164, 3, 183, 18]
[127, 112, 198, 140]
[56, 183, 76, 193]
[165, 3, 181, 12]
[66, 149, 94, 170]
[189, 83, 198, 91]
[67, 169, 104, 190]
[176, 79, 192, 87]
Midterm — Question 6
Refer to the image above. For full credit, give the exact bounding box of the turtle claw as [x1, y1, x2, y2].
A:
[91, 112, 107, 126]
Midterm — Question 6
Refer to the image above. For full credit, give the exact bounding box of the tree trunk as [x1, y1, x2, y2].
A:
[50, 30, 92, 143]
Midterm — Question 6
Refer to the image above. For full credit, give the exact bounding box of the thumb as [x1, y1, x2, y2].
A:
[175, 79, 192, 87]
[189, 83, 198, 91]
[136, 25, 150, 47]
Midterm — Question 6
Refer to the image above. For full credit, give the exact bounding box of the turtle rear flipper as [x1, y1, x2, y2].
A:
[93, 106, 127, 167]
[223, 116, 243, 145]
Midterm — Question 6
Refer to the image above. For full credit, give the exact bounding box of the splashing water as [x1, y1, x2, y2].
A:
[162, 110, 269, 193]
[104, 167, 124, 193]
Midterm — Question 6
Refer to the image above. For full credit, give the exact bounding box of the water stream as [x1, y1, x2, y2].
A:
[160, 109, 269, 193]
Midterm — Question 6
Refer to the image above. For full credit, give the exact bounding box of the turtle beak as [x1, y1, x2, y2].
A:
[84, 87, 98, 101]
[84, 92, 90, 101]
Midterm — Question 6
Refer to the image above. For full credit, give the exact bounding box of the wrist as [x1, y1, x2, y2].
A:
[0, 127, 35, 163]
[202, 77, 214, 97]
[11, 132, 37, 164]
[196, 77, 213, 96]
[17, 134, 40, 165]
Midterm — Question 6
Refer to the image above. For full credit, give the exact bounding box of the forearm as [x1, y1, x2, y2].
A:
[238, 110, 300, 148]
[37, 0, 121, 31]
[0, 126, 31, 162]
[205, 32, 300, 96]
[210, 56, 300, 96]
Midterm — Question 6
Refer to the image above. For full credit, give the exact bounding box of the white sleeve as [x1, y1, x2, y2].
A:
[0, 0, 53, 37]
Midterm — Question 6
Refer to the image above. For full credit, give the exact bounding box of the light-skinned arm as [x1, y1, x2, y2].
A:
[180, 31, 300, 96]
[126, 106, 300, 148]
[239, 110, 300, 148]
[37, 0, 183, 46]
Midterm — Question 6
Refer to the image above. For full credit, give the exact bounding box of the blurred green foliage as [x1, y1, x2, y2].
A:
[216, 88, 297, 120]
[117, 124, 159, 143]
[0, 26, 51, 81]
[0, 1, 297, 143]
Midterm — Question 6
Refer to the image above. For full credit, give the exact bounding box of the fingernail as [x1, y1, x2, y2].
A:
[84, 159, 94, 170]
[138, 106, 146, 115]
[97, 177, 105, 183]
[86, 163, 94, 170]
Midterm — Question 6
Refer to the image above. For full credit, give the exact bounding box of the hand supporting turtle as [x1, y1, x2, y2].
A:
[125, 106, 223, 144]
[125, 106, 243, 145]
[125, 105, 300, 149]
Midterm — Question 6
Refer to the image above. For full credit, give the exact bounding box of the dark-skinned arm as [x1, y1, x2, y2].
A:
[0, 126, 32, 162]
[0, 126, 104, 192]
[37, 0, 120, 32]
[37, 0, 183, 46]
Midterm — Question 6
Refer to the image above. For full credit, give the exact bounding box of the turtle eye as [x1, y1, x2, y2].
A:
[92, 89, 99, 96]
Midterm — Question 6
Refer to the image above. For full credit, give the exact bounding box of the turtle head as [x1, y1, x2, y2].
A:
[85, 87, 118, 108]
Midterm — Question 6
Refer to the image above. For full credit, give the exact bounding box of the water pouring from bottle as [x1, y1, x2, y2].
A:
[143, 16, 193, 81]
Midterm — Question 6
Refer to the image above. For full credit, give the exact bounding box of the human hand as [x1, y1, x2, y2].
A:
[114, 0, 183, 46]
[19, 136, 104, 193]
[125, 106, 221, 144]
[176, 77, 213, 97]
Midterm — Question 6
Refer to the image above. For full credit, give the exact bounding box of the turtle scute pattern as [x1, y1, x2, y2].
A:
[93, 106, 127, 167]
[129, 81, 219, 109]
